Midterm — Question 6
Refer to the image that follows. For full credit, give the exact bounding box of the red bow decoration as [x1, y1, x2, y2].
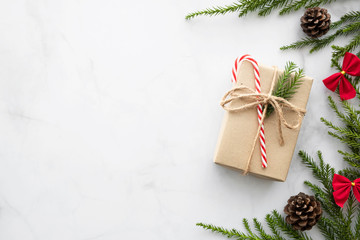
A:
[323, 52, 360, 100]
[332, 174, 360, 207]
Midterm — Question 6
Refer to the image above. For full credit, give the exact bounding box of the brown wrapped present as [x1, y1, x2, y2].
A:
[214, 60, 313, 182]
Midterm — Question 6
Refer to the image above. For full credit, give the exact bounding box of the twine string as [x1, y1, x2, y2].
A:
[220, 67, 306, 175]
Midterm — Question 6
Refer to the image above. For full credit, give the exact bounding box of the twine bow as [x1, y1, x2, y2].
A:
[220, 67, 306, 175]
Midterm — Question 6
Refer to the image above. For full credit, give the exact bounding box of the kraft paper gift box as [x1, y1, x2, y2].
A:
[214, 61, 313, 182]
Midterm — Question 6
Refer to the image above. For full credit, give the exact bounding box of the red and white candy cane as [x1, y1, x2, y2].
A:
[231, 55, 267, 168]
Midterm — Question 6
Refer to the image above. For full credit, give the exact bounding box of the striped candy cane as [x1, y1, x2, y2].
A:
[231, 55, 268, 168]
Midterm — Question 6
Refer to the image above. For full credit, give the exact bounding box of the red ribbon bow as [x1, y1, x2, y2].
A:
[332, 174, 360, 208]
[323, 52, 360, 100]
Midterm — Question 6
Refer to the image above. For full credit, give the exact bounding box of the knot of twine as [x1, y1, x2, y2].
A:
[220, 67, 306, 175]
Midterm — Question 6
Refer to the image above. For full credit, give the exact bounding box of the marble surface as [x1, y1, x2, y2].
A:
[0, 0, 359, 239]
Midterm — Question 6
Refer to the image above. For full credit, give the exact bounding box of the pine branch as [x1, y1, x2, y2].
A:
[321, 120, 360, 148]
[279, 0, 337, 15]
[340, 168, 360, 180]
[344, 193, 356, 237]
[342, 101, 360, 127]
[305, 0, 336, 8]
[355, 210, 360, 238]
[331, 11, 360, 29]
[196, 221, 262, 240]
[185, 2, 243, 20]
[280, 37, 321, 51]
[280, 11, 360, 66]
[186, 0, 342, 19]
[338, 150, 360, 168]
[270, 210, 312, 240]
[321, 96, 359, 133]
[238, 0, 269, 17]
[266, 62, 304, 116]
[265, 214, 286, 240]
[321, 96, 360, 157]
[279, 0, 310, 16]
[243, 218, 259, 238]
[196, 223, 248, 239]
[299, 151, 335, 189]
[258, 0, 291, 16]
[330, 57, 342, 70]
[280, 21, 360, 53]
[197, 211, 312, 240]
[299, 88, 360, 239]
[253, 218, 274, 240]
[331, 33, 360, 63]
[299, 151, 358, 239]
[316, 218, 336, 240]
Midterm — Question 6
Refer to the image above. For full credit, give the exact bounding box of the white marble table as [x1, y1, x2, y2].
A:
[0, 0, 358, 239]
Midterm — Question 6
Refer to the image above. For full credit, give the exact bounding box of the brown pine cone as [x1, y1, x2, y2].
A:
[300, 7, 331, 38]
[284, 192, 322, 231]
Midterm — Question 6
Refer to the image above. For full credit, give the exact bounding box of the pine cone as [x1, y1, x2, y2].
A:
[284, 192, 322, 231]
[300, 7, 331, 38]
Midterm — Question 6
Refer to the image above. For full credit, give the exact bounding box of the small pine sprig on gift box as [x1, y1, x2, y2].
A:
[266, 62, 305, 117]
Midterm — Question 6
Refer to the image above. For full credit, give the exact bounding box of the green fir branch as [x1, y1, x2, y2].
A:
[316, 218, 336, 240]
[321, 96, 360, 157]
[340, 168, 360, 180]
[197, 211, 312, 240]
[355, 211, 360, 238]
[331, 11, 360, 29]
[279, 0, 310, 16]
[270, 210, 311, 239]
[185, 3, 243, 20]
[279, 0, 337, 15]
[253, 218, 273, 240]
[280, 21, 360, 53]
[258, 0, 291, 17]
[338, 150, 360, 168]
[299, 151, 334, 189]
[280, 37, 321, 51]
[299, 151, 357, 239]
[305, 0, 336, 8]
[280, 11, 360, 66]
[243, 218, 258, 237]
[331, 34, 360, 63]
[238, 0, 269, 17]
[196, 223, 246, 239]
[322, 96, 356, 131]
[186, 0, 340, 20]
